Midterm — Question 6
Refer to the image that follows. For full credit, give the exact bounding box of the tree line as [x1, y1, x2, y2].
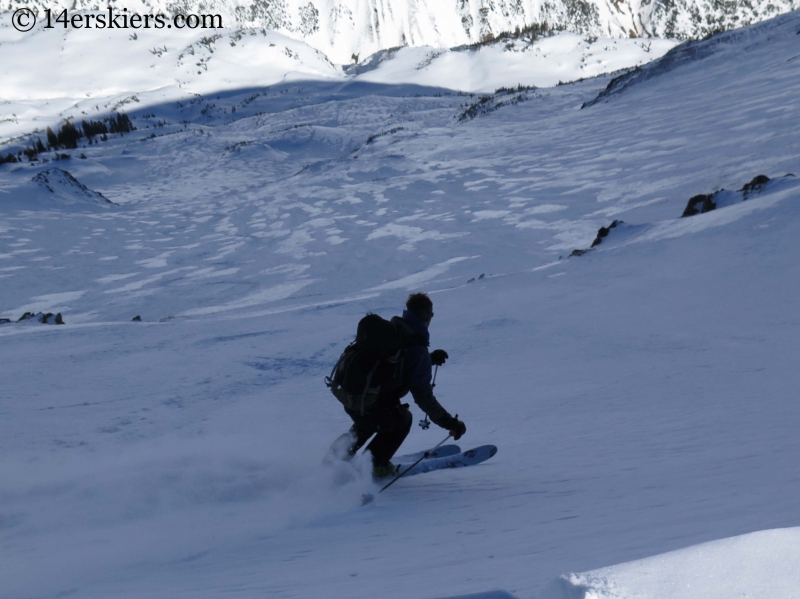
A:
[0, 113, 135, 166]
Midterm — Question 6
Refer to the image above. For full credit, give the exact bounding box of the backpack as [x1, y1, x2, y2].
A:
[325, 314, 407, 415]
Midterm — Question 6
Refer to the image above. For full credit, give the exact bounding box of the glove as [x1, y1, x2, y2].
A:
[430, 349, 449, 366]
[449, 418, 466, 441]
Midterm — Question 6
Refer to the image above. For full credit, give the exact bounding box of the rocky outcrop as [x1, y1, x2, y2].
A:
[681, 174, 793, 217]
[5, 311, 65, 325]
[570, 220, 624, 256]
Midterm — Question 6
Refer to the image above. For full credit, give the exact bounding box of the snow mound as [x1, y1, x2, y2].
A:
[31, 168, 114, 206]
[541, 528, 800, 599]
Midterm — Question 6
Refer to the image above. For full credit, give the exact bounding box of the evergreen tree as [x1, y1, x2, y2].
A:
[56, 121, 82, 149]
[108, 113, 134, 133]
[81, 119, 108, 138]
[46, 126, 58, 149]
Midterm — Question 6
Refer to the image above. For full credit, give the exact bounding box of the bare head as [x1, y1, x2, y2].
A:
[406, 292, 433, 327]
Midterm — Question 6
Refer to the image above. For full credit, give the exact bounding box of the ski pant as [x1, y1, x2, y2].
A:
[345, 401, 412, 466]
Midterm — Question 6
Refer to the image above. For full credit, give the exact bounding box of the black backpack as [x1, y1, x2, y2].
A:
[325, 314, 407, 415]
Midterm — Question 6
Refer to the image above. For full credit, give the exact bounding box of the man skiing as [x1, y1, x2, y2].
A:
[328, 292, 467, 478]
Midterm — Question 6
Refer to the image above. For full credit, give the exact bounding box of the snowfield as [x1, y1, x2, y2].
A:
[1, 8, 800, 599]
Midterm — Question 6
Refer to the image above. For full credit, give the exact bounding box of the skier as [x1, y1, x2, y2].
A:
[327, 292, 467, 478]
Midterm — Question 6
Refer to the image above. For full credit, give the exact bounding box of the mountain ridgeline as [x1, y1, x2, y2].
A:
[2, 0, 797, 63]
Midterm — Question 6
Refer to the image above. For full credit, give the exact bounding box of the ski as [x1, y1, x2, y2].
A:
[394, 445, 497, 477]
[361, 445, 498, 505]
[393, 444, 461, 463]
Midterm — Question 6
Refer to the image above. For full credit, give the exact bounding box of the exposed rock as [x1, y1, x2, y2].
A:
[682, 193, 717, 217]
[591, 220, 622, 247]
[39, 313, 65, 325]
[570, 220, 626, 256]
[14, 311, 64, 324]
[132, 315, 142, 322]
[740, 174, 770, 198]
[681, 174, 790, 218]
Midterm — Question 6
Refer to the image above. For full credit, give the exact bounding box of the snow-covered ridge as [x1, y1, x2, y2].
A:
[1, 0, 797, 63]
[582, 11, 800, 109]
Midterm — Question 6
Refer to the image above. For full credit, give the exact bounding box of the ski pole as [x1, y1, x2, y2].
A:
[419, 365, 439, 430]
[379, 431, 453, 493]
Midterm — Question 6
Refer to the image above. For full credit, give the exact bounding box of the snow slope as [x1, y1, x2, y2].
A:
[1, 9, 800, 599]
[543, 528, 800, 599]
[349, 34, 675, 91]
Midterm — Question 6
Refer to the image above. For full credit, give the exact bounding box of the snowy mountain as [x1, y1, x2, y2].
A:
[2, 0, 797, 63]
[1, 8, 800, 599]
[0, 11, 676, 145]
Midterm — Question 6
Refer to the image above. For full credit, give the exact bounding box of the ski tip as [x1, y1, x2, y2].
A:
[361, 493, 374, 506]
[489, 445, 498, 458]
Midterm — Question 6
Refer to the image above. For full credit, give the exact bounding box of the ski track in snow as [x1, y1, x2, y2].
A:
[1, 10, 800, 599]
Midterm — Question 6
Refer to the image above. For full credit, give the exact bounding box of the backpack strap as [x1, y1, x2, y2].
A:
[324, 362, 336, 388]
[325, 341, 356, 388]
[359, 362, 379, 416]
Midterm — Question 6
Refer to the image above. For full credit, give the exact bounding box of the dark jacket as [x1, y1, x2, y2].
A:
[384, 310, 457, 430]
